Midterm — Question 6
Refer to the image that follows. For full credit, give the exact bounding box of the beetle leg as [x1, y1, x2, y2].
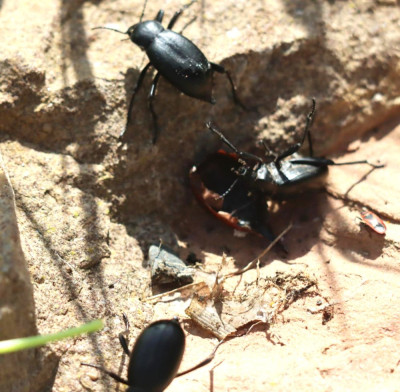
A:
[155, 9, 165, 23]
[206, 122, 240, 153]
[291, 157, 382, 169]
[275, 98, 316, 165]
[81, 363, 129, 385]
[167, 0, 197, 29]
[148, 72, 161, 144]
[118, 313, 131, 357]
[206, 122, 263, 163]
[327, 159, 384, 169]
[167, 10, 183, 29]
[210, 62, 247, 110]
[120, 62, 153, 140]
[289, 157, 332, 168]
[118, 335, 130, 356]
[305, 98, 316, 157]
[176, 340, 223, 378]
[275, 142, 302, 167]
[291, 157, 384, 169]
[261, 140, 277, 162]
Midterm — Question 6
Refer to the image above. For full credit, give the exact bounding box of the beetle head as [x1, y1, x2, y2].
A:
[255, 163, 275, 182]
[234, 160, 269, 183]
[234, 164, 250, 177]
[128, 21, 164, 49]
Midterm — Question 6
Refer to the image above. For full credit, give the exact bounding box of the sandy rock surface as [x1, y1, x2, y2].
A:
[0, 0, 399, 391]
[0, 154, 57, 392]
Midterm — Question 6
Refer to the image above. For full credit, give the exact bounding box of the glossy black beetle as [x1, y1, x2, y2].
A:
[94, 0, 245, 143]
[206, 98, 384, 200]
[81, 316, 219, 392]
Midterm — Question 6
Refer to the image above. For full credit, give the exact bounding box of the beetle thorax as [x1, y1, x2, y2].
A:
[129, 21, 164, 49]
[256, 163, 275, 183]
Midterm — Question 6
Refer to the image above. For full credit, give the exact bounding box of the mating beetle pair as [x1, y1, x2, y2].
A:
[190, 99, 383, 241]
[82, 316, 219, 392]
[95, 0, 244, 143]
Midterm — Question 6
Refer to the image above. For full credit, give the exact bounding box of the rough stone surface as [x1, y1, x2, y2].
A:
[0, 0, 399, 391]
[0, 154, 58, 392]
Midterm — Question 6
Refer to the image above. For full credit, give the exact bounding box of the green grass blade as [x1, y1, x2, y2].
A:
[0, 319, 104, 354]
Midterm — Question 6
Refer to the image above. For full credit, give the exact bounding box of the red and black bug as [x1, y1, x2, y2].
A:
[360, 208, 386, 235]
[189, 150, 274, 241]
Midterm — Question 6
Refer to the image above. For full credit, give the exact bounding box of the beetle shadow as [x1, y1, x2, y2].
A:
[168, 194, 320, 271]
[0, 0, 3, 11]
[170, 171, 393, 273]
[271, 193, 329, 260]
[284, 196, 386, 263]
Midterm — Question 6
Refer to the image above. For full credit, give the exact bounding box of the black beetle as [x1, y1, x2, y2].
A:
[81, 316, 219, 392]
[206, 98, 383, 200]
[94, 0, 245, 143]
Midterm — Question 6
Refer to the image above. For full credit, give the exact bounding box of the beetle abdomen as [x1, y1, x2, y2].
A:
[148, 31, 214, 102]
[127, 320, 185, 392]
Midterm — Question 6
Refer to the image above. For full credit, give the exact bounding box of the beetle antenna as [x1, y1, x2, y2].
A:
[139, 0, 149, 22]
[206, 122, 263, 163]
[206, 122, 240, 154]
[92, 26, 128, 35]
